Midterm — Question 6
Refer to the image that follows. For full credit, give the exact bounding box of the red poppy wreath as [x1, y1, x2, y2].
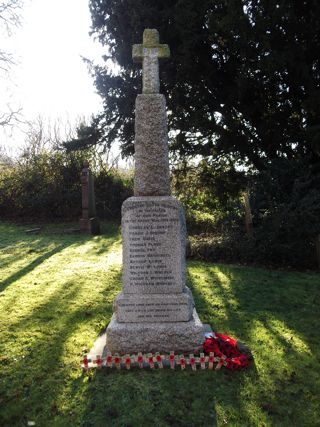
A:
[203, 332, 252, 370]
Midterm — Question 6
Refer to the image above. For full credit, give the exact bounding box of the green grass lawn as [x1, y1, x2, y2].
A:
[0, 221, 319, 427]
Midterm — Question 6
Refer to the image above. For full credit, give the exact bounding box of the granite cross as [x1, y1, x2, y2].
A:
[132, 29, 170, 94]
[105, 29, 206, 355]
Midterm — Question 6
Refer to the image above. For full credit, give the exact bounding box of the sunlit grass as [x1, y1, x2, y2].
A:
[0, 222, 319, 426]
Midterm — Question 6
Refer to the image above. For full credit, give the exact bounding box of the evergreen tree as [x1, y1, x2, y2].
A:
[88, 0, 320, 170]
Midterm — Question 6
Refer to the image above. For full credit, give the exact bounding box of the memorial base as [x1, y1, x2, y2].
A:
[106, 308, 204, 354]
[80, 217, 100, 235]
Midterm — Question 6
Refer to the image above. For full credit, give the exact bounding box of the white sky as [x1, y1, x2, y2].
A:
[0, 0, 106, 152]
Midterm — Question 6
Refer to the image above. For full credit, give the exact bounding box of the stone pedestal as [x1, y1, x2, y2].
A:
[106, 308, 204, 354]
[106, 196, 204, 353]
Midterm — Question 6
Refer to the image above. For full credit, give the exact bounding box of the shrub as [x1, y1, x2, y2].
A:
[186, 157, 320, 270]
[0, 150, 133, 221]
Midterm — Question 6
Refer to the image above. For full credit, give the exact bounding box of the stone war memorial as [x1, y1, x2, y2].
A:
[79, 160, 100, 235]
[105, 29, 207, 354]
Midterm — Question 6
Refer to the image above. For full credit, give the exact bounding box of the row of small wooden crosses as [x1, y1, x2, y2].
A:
[81, 351, 228, 370]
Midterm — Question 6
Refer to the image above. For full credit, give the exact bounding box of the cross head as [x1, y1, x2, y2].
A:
[132, 29, 170, 94]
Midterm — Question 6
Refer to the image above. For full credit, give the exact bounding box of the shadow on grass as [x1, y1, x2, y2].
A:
[1, 221, 319, 426]
[2, 259, 263, 426]
[75, 369, 220, 427]
[187, 261, 320, 425]
[22, 256, 320, 424]
[0, 227, 75, 272]
[1, 272, 118, 426]
[1, 256, 222, 426]
[0, 244, 67, 292]
[0, 221, 125, 423]
[188, 262, 319, 349]
[188, 268, 256, 350]
[75, 359, 261, 426]
[0, 221, 121, 293]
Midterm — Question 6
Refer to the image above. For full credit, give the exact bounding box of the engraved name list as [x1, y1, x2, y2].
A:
[122, 199, 185, 294]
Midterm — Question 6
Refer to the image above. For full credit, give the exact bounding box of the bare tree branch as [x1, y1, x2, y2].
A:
[0, 1, 24, 128]
[0, 48, 14, 71]
[0, 106, 23, 127]
[0, 0, 22, 36]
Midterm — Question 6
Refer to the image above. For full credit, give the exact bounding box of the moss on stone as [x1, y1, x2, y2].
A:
[132, 29, 170, 60]
[143, 29, 159, 45]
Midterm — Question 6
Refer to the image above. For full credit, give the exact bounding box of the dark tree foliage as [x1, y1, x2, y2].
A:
[63, 119, 103, 152]
[89, 0, 320, 170]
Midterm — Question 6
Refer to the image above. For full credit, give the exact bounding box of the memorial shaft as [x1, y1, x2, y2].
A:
[132, 29, 171, 196]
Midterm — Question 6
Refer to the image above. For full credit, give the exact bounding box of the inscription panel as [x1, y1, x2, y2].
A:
[122, 197, 186, 294]
[115, 297, 192, 322]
